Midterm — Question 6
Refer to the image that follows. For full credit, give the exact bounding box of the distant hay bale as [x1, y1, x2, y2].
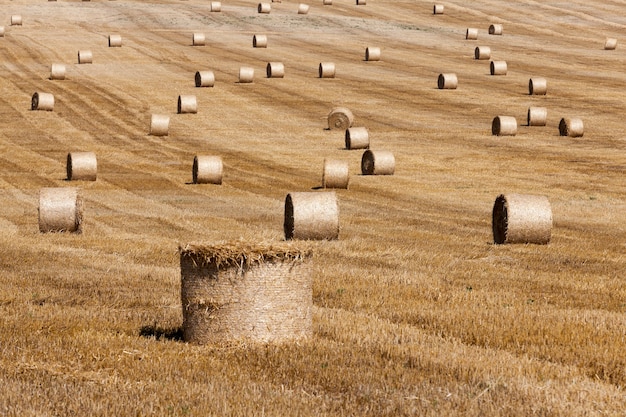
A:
[258, 3, 271, 13]
[38, 187, 83, 234]
[67, 152, 97, 181]
[239, 67, 254, 83]
[195, 71, 215, 87]
[266, 62, 285, 78]
[327, 107, 354, 130]
[322, 159, 349, 189]
[489, 24, 503, 35]
[253, 34, 267, 48]
[559, 118, 584, 137]
[150, 114, 170, 136]
[492, 116, 517, 136]
[298, 3, 310, 14]
[31, 92, 54, 111]
[438, 73, 458, 89]
[50, 63, 66, 80]
[492, 194, 552, 244]
[108, 34, 122, 47]
[529, 77, 547, 95]
[361, 150, 395, 175]
[210, 1, 222, 12]
[284, 192, 339, 240]
[180, 242, 313, 344]
[365, 47, 381, 61]
[527, 107, 547, 126]
[319, 62, 336, 78]
[192, 155, 223, 185]
[10, 16, 22, 26]
[474, 46, 491, 60]
[433, 4, 444, 14]
[77, 50, 93, 64]
[356, 0, 366, 5]
[178, 95, 198, 114]
[345, 127, 369, 150]
[0, 27, 4, 37]
[323, 0, 332, 5]
[604, 37, 617, 50]
[192, 33, 206, 46]
[490, 60, 507, 75]
[466, 28, 478, 40]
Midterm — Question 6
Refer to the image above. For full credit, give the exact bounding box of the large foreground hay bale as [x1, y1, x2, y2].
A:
[239, 67, 254, 83]
[466, 28, 478, 40]
[39, 188, 83, 234]
[604, 37, 617, 50]
[365, 46, 381, 61]
[31, 92, 54, 111]
[266, 62, 285, 78]
[492, 194, 552, 244]
[108, 34, 122, 47]
[50, 63, 66, 80]
[253, 34, 267, 48]
[492, 116, 517, 136]
[433, 4, 444, 14]
[489, 24, 503, 35]
[210, 1, 222, 12]
[319, 62, 336, 78]
[490, 60, 507, 75]
[529, 77, 547, 95]
[474, 46, 491, 60]
[67, 152, 97, 181]
[284, 192, 339, 240]
[178, 95, 198, 114]
[438, 73, 458, 89]
[559, 118, 584, 137]
[298, 3, 310, 14]
[180, 242, 312, 344]
[361, 150, 395, 175]
[322, 159, 349, 189]
[527, 107, 547, 126]
[345, 127, 369, 150]
[193, 155, 223, 184]
[258, 3, 271, 13]
[327, 107, 354, 130]
[11, 16, 22, 26]
[195, 71, 215, 87]
[150, 114, 170, 136]
[77, 50, 92, 64]
[192, 33, 205, 46]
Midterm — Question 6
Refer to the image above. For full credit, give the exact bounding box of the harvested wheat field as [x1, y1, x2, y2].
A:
[0, 0, 625, 415]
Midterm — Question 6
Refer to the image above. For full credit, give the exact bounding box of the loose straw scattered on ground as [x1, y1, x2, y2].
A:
[492, 193, 552, 244]
[284, 192, 339, 240]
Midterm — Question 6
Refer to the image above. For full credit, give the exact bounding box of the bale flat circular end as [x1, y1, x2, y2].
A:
[11, 16, 22, 26]
[150, 114, 170, 136]
[474, 46, 491, 60]
[604, 38, 617, 50]
[253, 34, 267, 48]
[298, 3, 310, 14]
[193, 155, 223, 184]
[492, 116, 517, 136]
[327, 107, 354, 130]
[210, 1, 222, 12]
[322, 159, 349, 189]
[266, 62, 285, 78]
[284, 192, 339, 240]
[466, 28, 478, 40]
[345, 126, 369, 150]
[365, 46, 381, 61]
[529, 77, 547, 95]
[361, 150, 395, 175]
[239, 67, 255, 83]
[258, 2, 271, 13]
[192, 33, 206, 46]
[178, 95, 198, 114]
[31, 92, 55, 111]
[38, 187, 83, 234]
[433, 4, 444, 14]
[527, 107, 547, 126]
[108, 34, 122, 47]
[319, 62, 336, 78]
[67, 152, 97, 181]
[438, 73, 458, 89]
[77, 50, 93, 64]
[50, 63, 66, 80]
[490, 60, 507, 75]
[489, 24, 503, 35]
[492, 194, 552, 244]
[559, 118, 584, 137]
[195, 70, 215, 87]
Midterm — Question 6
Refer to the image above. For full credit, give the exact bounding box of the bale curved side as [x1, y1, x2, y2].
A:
[492, 116, 517, 136]
[559, 118, 584, 137]
[345, 127, 369, 150]
[284, 192, 339, 240]
[365, 47, 381, 61]
[150, 114, 170, 136]
[322, 159, 349, 189]
[193, 155, 223, 184]
[438, 73, 458, 89]
[178, 95, 198, 114]
[319, 62, 336, 78]
[195, 71, 215, 87]
[31, 92, 55, 111]
[50, 63, 66, 80]
[474, 46, 491, 60]
[38, 187, 83, 234]
[361, 150, 395, 175]
[527, 107, 547, 126]
[529, 77, 547, 95]
[492, 194, 552, 244]
[67, 152, 97, 181]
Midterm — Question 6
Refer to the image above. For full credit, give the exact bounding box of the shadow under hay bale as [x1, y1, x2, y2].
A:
[527, 107, 547, 126]
[39, 187, 83, 234]
[284, 192, 339, 240]
[438, 73, 457, 89]
[180, 242, 313, 344]
[327, 107, 354, 130]
[492, 194, 552, 244]
[192, 155, 223, 184]
[195, 71, 215, 87]
[78, 50, 92, 64]
[150, 114, 170, 136]
[322, 159, 349, 189]
[31, 92, 54, 111]
[492, 116, 517, 136]
[67, 152, 97, 181]
[559, 118, 584, 137]
[361, 150, 395, 175]
[345, 126, 369, 150]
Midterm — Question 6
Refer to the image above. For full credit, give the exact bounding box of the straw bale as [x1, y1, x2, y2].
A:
[195, 71, 215, 87]
[67, 152, 97, 181]
[11, 16, 22, 26]
[284, 192, 339, 240]
[365, 47, 381, 61]
[361, 150, 395, 175]
[78, 50, 93, 64]
[178, 95, 198, 114]
[322, 159, 349, 189]
[38, 187, 83, 234]
[327, 107, 354, 130]
[527, 107, 547, 126]
[193, 155, 223, 185]
[0, 27, 4, 37]
[345, 127, 369, 150]
[239, 67, 254, 83]
[180, 242, 312, 344]
[438, 73, 458, 89]
[253, 34, 267, 48]
[604, 37, 617, 50]
[323, 0, 332, 5]
[490, 60, 507, 75]
[492, 116, 517, 136]
[50, 63, 66, 80]
[489, 24, 503, 35]
[474, 46, 490, 60]
[433, 4, 444, 14]
[559, 118, 584, 138]
[466, 28, 478, 40]
[492, 194, 552, 244]
[319, 62, 336, 78]
[298, 4, 310, 14]
[266, 62, 285, 78]
[108, 34, 122, 47]
[31, 92, 54, 111]
[356, 0, 366, 4]
[150, 114, 170, 136]
[210, 1, 222, 12]
[193, 33, 206, 46]
[529, 77, 547, 95]
[258, 3, 271, 13]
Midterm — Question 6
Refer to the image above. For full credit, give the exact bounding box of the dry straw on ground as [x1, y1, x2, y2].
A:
[438, 73, 458, 89]
[433, 4, 444, 14]
[345, 126, 369, 149]
[365, 47, 381, 61]
[489, 24, 503, 35]
[11, 16, 22, 26]
[559, 117, 584, 137]
[327, 107, 354, 130]
[192, 155, 223, 185]
[239, 67, 254, 83]
[253, 34, 267, 48]
[180, 242, 312, 344]
[195, 71, 215, 87]
[284, 192, 339, 240]
[77, 50, 92, 64]
[31, 92, 54, 111]
[67, 152, 97, 181]
[210, 1, 222, 12]
[192, 33, 205, 46]
[108, 34, 122, 47]
[178, 95, 198, 114]
[492, 193, 552, 244]
[474, 46, 490, 60]
[466, 28, 478, 40]
[322, 159, 349, 189]
[361, 150, 395, 175]
[492, 116, 517, 136]
[258, 3, 271, 13]
[38, 187, 83, 234]
[527, 107, 547, 126]
[490, 60, 507, 75]
[298, 4, 310, 14]
[266, 62, 285, 78]
[529, 77, 547, 95]
[49, 63, 66, 80]
[604, 37, 617, 50]
[150, 114, 170, 136]
[319, 62, 336, 78]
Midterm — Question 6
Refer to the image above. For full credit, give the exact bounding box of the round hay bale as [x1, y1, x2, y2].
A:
[38, 187, 83, 234]
[210, 1, 222, 12]
[258, 3, 271, 13]
[492, 116, 517, 136]
[67, 152, 97, 181]
[284, 192, 339, 240]
[192, 33, 206, 46]
[50, 63, 66, 80]
[474, 46, 491, 60]
[492, 194, 552, 244]
[239, 67, 254, 83]
[489, 24, 503, 35]
[559, 118, 584, 138]
[327, 107, 354, 130]
[266, 62, 285, 78]
[323, 0, 332, 5]
[0, 27, 5, 37]
[77, 50, 93, 64]
[527, 107, 547, 126]
[361, 150, 395, 175]
[195, 70, 215, 87]
[466, 28, 478, 40]
[31, 92, 54, 111]
[178, 95, 198, 114]
[433, 4, 444, 14]
[438, 73, 458, 89]
[319, 62, 336, 78]
[604, 37, 617, 50]
[180, 242, 313, 344]
[10, 16, 22, 26]
[490, 60, 507, 75]
[356, 0, 366, 5]
[365, 46, 381, 61]
[108, 34, 122, 47]
[345, 127, 369, 150]
[529, 77, 547, 95]
[192, 155, 223, 185]
[298, 3, 310, 14]
[253, 34, 267, 48]
[322, 159, 349, 189]
[150, 114, 170, 136]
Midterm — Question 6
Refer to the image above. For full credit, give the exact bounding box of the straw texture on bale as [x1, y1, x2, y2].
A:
[284, 192, 339, 240]
[108, 34, 122, 47]
[210, 1, 222, 12]
[356, 0, 366, 5]
[345, 127, 369, 150]
[258, 3, 271, 13]
[38, 188, 83, 234]
[559, 118, 584, 138]
[365, 47, 381, 61]
[489, 24, 503, 35]
[438, 73, 458, 89]
[192, 155, 223, 185]
[361, 150, 395, 175]
[474, 46, 491, 60]
[327, 107, 354, 130]
[11, 16, 22, 26]
[322, 159, 349, 189]
[67, 152, 97, 181]
[195, 71, 215, 87]
[490, 60, 507, 75]
[178, 95, 198, 114]
[492, 194, 552, 244]
[150, 114, 170, 136]
[192, 33, 206, 46]
[253, 34, 267, 48]
[466, 28, 478, 40]
[239, 67, 254, 83]
[0, 27, 4, 37]
[31, 92, 54, 111]
[604, 38, 617, 50]
[492, 116, 517, 136]
[180, 242, 313, 344]
[527, 107, 547, 126]
[433, 4, 444, 14]
[77, 50, 93, 64]
[529, 77, 547, 95]
[266, 62, 285, 78]
[49, 63, 66, 80]
[298, 4, 310, 14]
[319, 62, 336, 78]
[323, 0, 332, 5]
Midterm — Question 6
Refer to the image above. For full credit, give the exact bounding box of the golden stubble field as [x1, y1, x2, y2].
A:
[0, 0, 625, 415]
